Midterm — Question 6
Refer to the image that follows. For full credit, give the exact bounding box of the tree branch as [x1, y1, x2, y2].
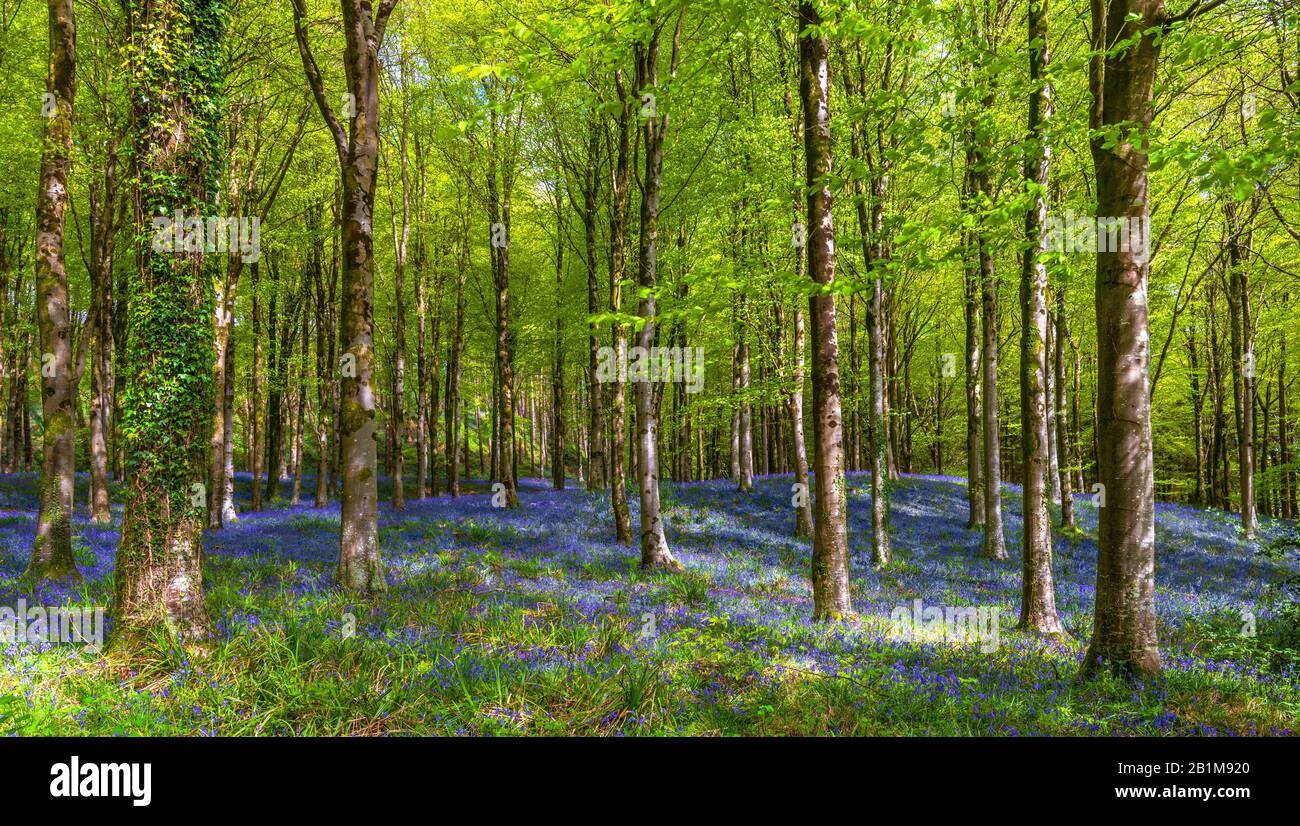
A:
[290, 0, 349, 167]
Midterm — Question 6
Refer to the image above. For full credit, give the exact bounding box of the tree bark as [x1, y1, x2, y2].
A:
[1080, 0, 1170, 680]
[292, 0, 398, 595]
[1018, 0, 1063, 633]
[632, 21, 680, 569]
[30, 0, 80, 580]
[609, 69, 634, 545]
[800, 1, 853, 619]
[115, 0, 226, 644]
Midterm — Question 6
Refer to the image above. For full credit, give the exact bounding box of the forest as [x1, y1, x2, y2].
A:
[0, 0, 1298, 739]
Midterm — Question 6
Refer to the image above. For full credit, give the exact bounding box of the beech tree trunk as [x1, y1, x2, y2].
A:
[1081, 0, 1181, 680]
[446, 194, 468, 496]
[609, 69, 634, 545]
[86, 145, 120, 526]
[1055, 288, 1075, 528]
[292, 0, 398, 595]
[800, 1, 853, 619]
[30, 0, 80, 580]
[632, 21, 680, 569]
[962, 158, 984, 529]
[1224, 198, 1255, 538]
[1018, 0, 1063, 633]
[484, 77, 519, 508]
[780, 31, 814, 538]
[972, 103, 1007, 561]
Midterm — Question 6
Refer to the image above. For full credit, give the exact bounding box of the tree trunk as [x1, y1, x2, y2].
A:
[962, 159, 984, 529]
[1018, 0, 1063, 633]
[30, 0, 80, 580]
[800, 1, 853, 619]
[1055, 289, 1075, 528]
[632, 24, 679, 569]
[609, 70, 634, 545]
[87, 146, 119, 525]
[972, 105, 1007, 561]
[292, 0, 398, 595]
[1224, 198, 1255, 538]
[446, 199, 468, 496]
[115, 0, 226, 645]
[1080, 0, 1170, 680]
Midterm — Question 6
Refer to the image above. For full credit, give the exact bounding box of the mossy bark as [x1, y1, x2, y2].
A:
[30, 0, 80, 582]
[114, 0, 228, 647]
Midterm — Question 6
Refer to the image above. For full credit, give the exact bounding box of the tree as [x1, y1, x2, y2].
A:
[114, 0, 227, 645]
[608, 67, 634, 546]
[30, 0, 80, 580]
[1018, 0, 1063, 634]
[292, 0, 399, 595]
[631, 10, 681, 569]
[800, 0, 852, 620]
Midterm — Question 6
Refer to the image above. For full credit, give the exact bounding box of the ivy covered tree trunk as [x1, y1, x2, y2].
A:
[632, 21, 679, 569]
[800, 1, 852, 620]
[115, 0, 226, 644]
[292, 0, 398, 595]
[1018, 0, 1063, 634]
[30, 0, 79, 580]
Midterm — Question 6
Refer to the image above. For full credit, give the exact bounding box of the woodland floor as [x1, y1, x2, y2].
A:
[1, 471, 1297, 735]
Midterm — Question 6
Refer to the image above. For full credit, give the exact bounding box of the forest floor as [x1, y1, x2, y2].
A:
[1, 471, 1297, 735]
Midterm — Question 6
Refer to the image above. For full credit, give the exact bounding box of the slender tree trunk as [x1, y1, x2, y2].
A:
[221, 336, 236, 522]
[632, 25, 679, 568]
[250, 260, 263, 511]
[973, 106, 1007, 560]
[292, 0, 398, 595]
[962, 159, 985, 529]
[1018, 0, 1063, 633]
[87, 149, 119, 525]
[1279, 313, 1292, 518]
[1055, 289, 1075, 527]
[552, 199, 566, 491]
[800, 1, 853, 619]
[484, 81, 519, 509]
[446, 201, 467, 496]
[581, 123, 607, 490]
[1224, 198, 1255, 538]
[609, 70, 634, 545]
[290, 301, 307, 505]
